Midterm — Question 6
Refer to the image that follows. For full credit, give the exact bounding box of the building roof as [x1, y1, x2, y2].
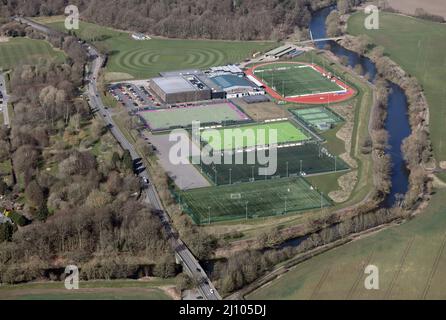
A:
[265, 45, 293, 56]
[160, 69, 204, 77]
[151, 76, 198, 94]
[211, 75, 256, 91]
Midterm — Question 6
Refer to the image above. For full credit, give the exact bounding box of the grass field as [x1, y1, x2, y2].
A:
[140, 102, 249, 131]
[0, 37, 65, 70]
[44, 19, 275, 80]
[348, 12, 446, 177]
[291, 107, 343, 129]
[247, 188, 446, 300]
[179, 177, 331, 224]
[195, 143, 349, 186]
[0, 279, 175, 300]
[253, 62, 344, 97]
[201, 121, 310, 151]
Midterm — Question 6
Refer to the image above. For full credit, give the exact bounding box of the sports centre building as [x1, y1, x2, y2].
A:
[149, 65, 264, 104]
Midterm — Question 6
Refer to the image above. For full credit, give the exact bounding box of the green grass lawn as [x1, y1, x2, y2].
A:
[140, 102, 249, 130]
[348, 12, 446, 171]
[247, 188, 446, 300]
[44, 19, 275, 80]
[0, 279, 174, 300]
[201, 121, 309, 151]
[253, 63, 343, 97]
[0, 37, 65, 70]
[179, 177, 330, 224]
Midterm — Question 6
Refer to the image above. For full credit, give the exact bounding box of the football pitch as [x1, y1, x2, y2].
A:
[139, 102, 250, 131]
[253, 62, 344, 97]
[196, 143, 349, 185]
[179, 177, 331, 224]
[200, 121, 309, 151]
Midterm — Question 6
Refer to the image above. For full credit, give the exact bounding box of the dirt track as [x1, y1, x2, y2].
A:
[387, 0, 446, 18]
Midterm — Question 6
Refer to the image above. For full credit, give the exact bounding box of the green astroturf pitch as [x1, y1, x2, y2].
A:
[291, 107, 343, 128]
[200, 121, 310, 151]
[253, 63, 344, 97]
[139, 102, 250, 131]
[194, 143, 349, 186]
[179, 177, 331, 224]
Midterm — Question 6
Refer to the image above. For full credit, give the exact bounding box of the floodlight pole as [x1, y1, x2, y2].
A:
[252, 166, 255, 181]
[284, 196, 287, 213]
[229, 168, 232, 185]
[286, 161, 289, 177]
[245, 201, 249, 220]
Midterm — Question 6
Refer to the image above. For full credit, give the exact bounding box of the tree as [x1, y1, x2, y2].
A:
[122, 150, 133, 172]
[337, 0, 351, 15]
[25, 180, 45, 208]
[0, 223, 14, 242]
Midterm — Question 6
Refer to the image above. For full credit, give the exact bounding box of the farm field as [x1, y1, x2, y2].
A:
[0, 37, 65, 70]
[252, 62, 343, 97]
[0, 279, 175, 300]
[139, 102, 250, 131]
[247, 188, 446, 300]
[386, 0, 446, 18]
[44, 19, 275, 80]
[348, 12, 446, 177]
[201, 121, 309, 151]
[195, 143, 349, 186]
[179, 177, 331, 224]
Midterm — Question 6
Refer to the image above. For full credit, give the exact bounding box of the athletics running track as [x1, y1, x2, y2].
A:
[246, 62, 356, 105]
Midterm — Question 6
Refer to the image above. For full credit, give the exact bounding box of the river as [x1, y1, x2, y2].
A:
[310, 6, 411, 208]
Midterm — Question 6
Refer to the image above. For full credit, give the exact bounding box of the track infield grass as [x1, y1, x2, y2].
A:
[348, 12, 446, 177]
[253, 63, 344, 97]
[44, 19, 275, 80]
[140, 102, 249, 131]
[247, 188, 446, 300]
[179, 177, 331, 224]
[201, 121, 310, 151]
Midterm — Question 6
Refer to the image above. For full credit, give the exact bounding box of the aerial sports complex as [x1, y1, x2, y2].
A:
[109, 59, 352, 224]
[246, 61, 356, 104]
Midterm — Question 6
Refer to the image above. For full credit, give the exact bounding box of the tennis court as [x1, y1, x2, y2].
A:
[291, 107, 343, 128]
[195, 143, 349, 185]
[138, 102, 250, 131]
[252, 62, 344, 97]
[178, 177, 331, 224]
[200, 121, 310, 151]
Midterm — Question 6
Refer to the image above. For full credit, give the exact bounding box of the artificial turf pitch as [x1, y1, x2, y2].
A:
[195, 143, 349, 186]
[179, 177, 331, 224]
[200, 121, 309, 151]
[139, 102, 250, 131]
[253, 63, 343, 97]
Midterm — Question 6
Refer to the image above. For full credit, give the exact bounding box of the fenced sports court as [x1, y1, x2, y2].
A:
[138, 102, 250, 131]
[291, 107, 343, 129]
[194, 142, 349, 186]
[176, 177, 331, 224]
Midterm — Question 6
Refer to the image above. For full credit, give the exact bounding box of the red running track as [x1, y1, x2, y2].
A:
[246, 61, 356, 105]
